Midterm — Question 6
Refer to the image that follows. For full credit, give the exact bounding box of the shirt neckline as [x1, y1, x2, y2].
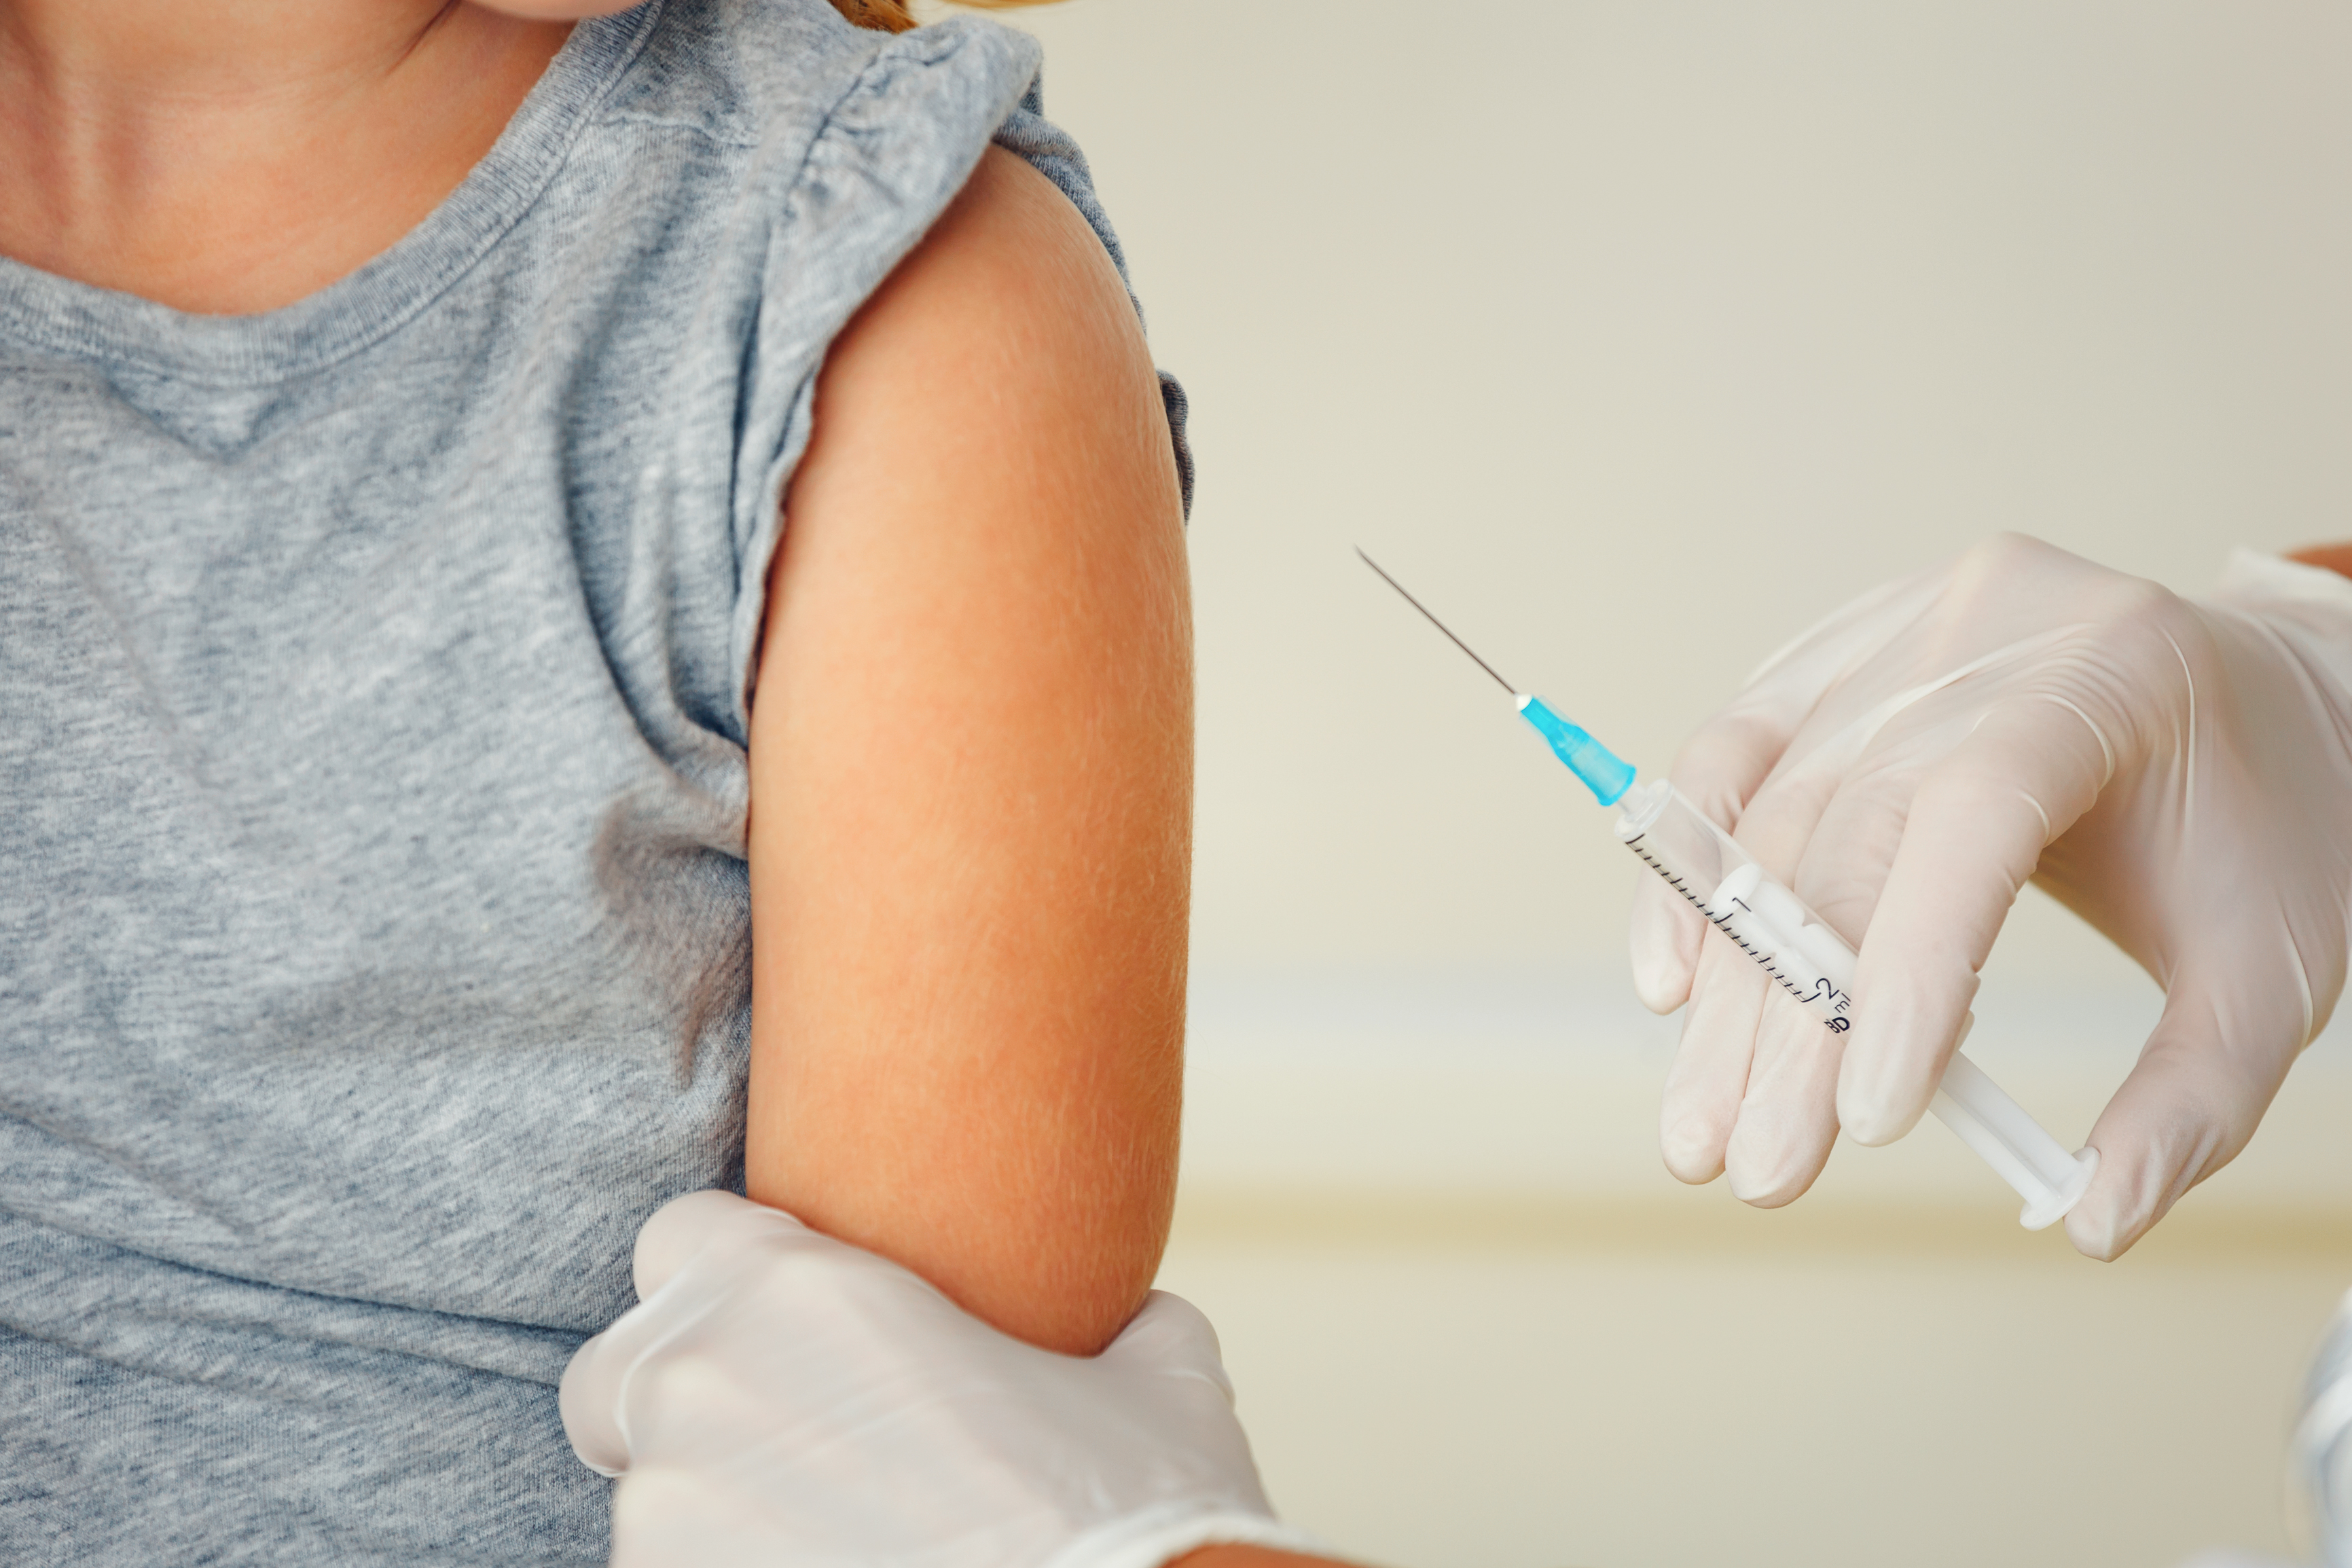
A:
[0, 2, 664, 389]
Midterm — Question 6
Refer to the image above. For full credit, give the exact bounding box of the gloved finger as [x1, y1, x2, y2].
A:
[1100, 1291, 1234, 1399]
[1723, 985, 1846, 1207]
[633, 1189, 806, 1300]
[1839, 695, 2115, 1144]
[1637, 700, 1834, 1029]
[564, 1192, 818, 1476]
[1676, 751, 1855, 1204]
[560, 1249, 761, 1477]
[1702, 703, 1939, 1205]
[2067, 976, 2302, 1260]
[1629, 568, 1945, 1008]
[1629, 872, 1705, 1015]
[1781, 756, 1919, 958]
[1660, 932, 1770, 1184]
[559, 1325, 635, 1477]
[1632, 710, 1798, 1008]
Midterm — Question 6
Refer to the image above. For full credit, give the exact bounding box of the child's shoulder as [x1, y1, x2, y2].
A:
[600, 0, 1044, 159]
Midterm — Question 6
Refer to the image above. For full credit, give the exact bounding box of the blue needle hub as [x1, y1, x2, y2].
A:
[1515, 695, 1635, 806]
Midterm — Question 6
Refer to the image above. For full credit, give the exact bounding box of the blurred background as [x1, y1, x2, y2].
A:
[932, 1, 2352, 1563]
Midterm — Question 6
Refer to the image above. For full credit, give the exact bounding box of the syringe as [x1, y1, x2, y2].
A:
[1360, 551, 2097, 1230]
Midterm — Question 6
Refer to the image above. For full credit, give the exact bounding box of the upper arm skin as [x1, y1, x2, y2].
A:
[743, 147, 1191, 1356]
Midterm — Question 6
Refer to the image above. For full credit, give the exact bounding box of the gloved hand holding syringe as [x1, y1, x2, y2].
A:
[1359, 549, 2099, 1229]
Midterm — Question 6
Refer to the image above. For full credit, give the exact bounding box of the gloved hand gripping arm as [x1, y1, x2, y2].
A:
[1635, 534, 2352, 1258]
[562, 1192, 1337, 1568]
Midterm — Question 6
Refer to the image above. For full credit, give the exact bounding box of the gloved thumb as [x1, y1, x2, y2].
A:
[1097, 1290, 1235, 1400]
[2065, 974, 2300, 1260]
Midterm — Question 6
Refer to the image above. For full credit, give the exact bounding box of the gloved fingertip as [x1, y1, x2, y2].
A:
[1629, 884, 1698, 1015]
[2063, 1162, 2151, 1262]
[1660, 1116, 1728, 1186]
[1834, 1087, 1930, 1148]
[1104, 1291, 1233, 1394]
[1724, 1165, 1801, 1208]
[1109, 1290, 1218, 1357]
[2063, 1205, 2129, 1262]
[1724, 1133, 1830, 1209]
[1833, 1032, 1938, 1147]
[558, 1329, 632, 1478]
[1632, 953, 1694, 1017]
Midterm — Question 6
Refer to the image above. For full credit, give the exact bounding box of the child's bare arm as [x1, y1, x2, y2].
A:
[743, 146, 1191, 1356]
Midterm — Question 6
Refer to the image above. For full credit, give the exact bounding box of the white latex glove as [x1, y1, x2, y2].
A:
[560, 1191, 1326, 1568]
[1632, 534, 2352, 1258]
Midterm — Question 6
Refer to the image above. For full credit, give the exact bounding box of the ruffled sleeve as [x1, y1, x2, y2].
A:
[719, 14, 1191, 733]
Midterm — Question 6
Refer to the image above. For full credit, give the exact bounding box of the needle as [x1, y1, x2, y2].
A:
[1354, 548, 1517, 696]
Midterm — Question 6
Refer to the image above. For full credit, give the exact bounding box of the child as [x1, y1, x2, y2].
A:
[0, 0, 1191, 1559]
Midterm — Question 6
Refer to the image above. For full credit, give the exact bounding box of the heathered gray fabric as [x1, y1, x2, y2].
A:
[0, 2, 1185, 1561]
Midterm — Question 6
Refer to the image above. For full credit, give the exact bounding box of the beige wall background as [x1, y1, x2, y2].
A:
[939, 3, 2352, 1564]
[977, 0, 2352, 979]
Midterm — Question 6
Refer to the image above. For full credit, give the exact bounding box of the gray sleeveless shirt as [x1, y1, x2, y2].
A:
[0, 3, 1185, 1561]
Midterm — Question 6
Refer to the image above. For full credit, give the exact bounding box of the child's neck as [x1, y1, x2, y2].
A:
[0, 1, 572, 315]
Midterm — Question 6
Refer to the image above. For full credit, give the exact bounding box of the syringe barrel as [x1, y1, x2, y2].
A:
[1612, 778, 2095, 1229]
[1614, 779, 1858, 1032]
